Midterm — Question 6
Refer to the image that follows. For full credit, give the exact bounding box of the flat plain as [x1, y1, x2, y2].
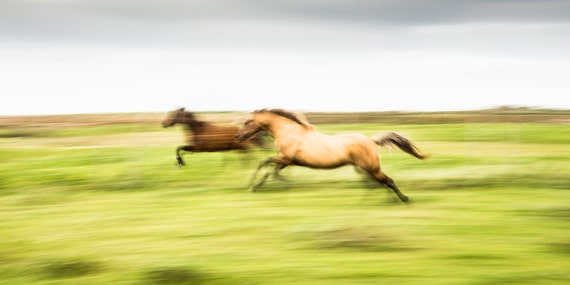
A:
[0, 109, 568, 284]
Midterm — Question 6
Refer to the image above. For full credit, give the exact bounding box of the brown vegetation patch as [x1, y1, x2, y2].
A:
[144, 267, 208, 284]
[42, 259, 104, 279]
[297, 227, 417, 252]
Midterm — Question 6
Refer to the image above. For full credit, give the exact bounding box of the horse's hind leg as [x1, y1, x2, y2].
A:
[372, 171, 409, 203]
[175, 145, 194, 167]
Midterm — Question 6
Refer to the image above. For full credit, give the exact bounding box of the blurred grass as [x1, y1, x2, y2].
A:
[0, 114, 568, 284]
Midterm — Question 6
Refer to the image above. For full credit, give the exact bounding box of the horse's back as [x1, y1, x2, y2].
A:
[191, 124, 245, 150]
[279, 132, 377, 169]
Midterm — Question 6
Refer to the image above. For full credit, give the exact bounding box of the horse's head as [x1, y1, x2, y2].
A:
[162, 108, 196, 128]
[235, 112, 265, 142]
[236, 109, 311, 142]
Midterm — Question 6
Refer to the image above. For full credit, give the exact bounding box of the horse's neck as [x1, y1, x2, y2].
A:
[185, 122, 207, 132]
[269, 119, 307, 140]
[182, 114, 206, 133]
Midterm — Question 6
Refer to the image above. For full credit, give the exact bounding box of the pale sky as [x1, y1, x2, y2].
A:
[1, 0, 569, 115]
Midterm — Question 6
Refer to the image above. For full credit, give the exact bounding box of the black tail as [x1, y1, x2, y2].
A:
[374, 132, 428, 160]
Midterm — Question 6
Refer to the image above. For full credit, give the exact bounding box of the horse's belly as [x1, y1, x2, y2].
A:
[296, 160, 348, 169]
[194, 136, 244, 151]
[287, 135, 374, 169]
[292, 150, 350, 169]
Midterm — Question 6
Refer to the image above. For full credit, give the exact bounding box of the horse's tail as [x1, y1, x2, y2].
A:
[373, 132, 428, 160]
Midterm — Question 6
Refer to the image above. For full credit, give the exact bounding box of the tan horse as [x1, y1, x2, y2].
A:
[162, 108, 265, 167]
[235, 108, 427, 203]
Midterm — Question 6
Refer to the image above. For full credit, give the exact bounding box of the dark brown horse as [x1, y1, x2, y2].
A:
[162, 108, 265, 167]
[235, 108, 428, 203]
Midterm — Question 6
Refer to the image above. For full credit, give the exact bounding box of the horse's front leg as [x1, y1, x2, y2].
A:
[175, 145, 194, 167]
[272, 164, 288, 181]
[249, 158, 274, 192]
[249, 157, 288, 192]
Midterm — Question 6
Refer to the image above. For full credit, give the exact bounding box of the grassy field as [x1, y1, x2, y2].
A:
[0, 111, 569, 284]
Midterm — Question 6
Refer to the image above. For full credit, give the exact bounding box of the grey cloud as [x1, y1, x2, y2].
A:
[260, 0, 570, 25]
[1, 0, 570, 50]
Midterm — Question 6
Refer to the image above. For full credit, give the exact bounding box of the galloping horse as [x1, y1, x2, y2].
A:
[162, 108, 265, 167]
[235, 108, 427, 203]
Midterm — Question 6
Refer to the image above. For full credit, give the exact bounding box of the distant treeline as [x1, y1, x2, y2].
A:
[305, 107, 569, 124]
[0, 107, 568, 128]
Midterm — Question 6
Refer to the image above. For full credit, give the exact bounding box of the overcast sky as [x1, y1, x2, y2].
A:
[1, 0, 569, 115]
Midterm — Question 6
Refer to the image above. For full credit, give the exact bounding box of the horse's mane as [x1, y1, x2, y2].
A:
[255, 108, 313, 128]
[181, 110, 208, 127]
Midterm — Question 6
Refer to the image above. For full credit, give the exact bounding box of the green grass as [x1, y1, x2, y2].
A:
[0, 120, 568, 285]
[318, 123, 570, 144]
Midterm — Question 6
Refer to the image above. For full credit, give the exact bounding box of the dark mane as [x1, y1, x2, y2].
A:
[256, 108, 311, 127]
[182, 110, 207, 127]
